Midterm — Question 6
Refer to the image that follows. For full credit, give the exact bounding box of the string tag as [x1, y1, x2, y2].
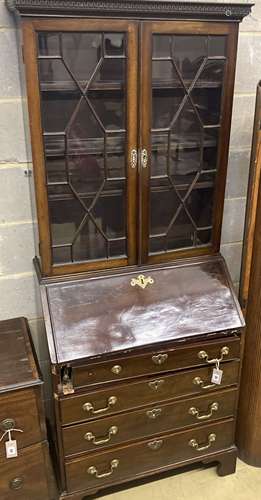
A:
[5, 431, 17, 459]
[0, 427, 23, 459]
[211, 360, 223, 385]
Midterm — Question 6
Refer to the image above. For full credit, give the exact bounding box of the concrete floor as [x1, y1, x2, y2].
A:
[100, 460, 261, 500]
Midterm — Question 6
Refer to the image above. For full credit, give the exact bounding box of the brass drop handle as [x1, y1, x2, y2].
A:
[84, 426, 118, 445]
[189, 433, 216, 451]
[189, 402, 219, 421]
[87, 459, 119, 479]
[193, 376, 216, 390]
[198, 346, 229, 364]
[152, 353, 168, 366]
[82, 396, 117, 415]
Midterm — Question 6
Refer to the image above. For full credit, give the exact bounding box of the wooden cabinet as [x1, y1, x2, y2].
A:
[11, 3, 249, 277]
[0, 317, 55, 499]
[8, 1, 252, 499]
[40, 255, 245, 499]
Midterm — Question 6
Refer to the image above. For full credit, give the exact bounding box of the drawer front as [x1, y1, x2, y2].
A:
[0, 389, 42, 457]
[63, 388, 238, 456]
[60, 361, 240, 425]
[65, 419, 235, 492]
[72, 336, 240, 389]
[0, 442, 50, 500]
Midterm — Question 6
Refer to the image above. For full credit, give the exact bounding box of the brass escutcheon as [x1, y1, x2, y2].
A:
[147, 439, 163, 451]
[9, 477, 24, 490]
[131, 274, 154, 289]
[141, 148, 148, 168]
[148, 379, 165, 391]
[146, 408, 162, 420]
[152, 353, 168, 366]
[130, 149, 138, 169]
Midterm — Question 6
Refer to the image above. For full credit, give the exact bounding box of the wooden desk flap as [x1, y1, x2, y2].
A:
[44, 257, 244, 364]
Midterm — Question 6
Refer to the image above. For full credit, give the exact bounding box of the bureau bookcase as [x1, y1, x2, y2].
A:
[8, 1, 252, 499]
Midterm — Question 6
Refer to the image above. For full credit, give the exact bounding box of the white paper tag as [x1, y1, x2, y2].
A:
[211, 368, 223, 385]
[5, 439, 18, 459]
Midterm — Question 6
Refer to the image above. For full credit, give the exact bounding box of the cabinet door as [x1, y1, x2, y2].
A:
[23, 20, 138, 275]
[140, 21, 238, 264]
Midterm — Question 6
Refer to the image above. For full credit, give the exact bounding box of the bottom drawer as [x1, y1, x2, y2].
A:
[65, 419, 235, 493]
[0, 442, 50, 500]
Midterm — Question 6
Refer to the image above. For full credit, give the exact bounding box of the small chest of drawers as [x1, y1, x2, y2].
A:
[0, 317, 54, 500]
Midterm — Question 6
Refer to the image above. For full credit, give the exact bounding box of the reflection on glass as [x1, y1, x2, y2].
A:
[38, 31, 127, 264]
[150, 34, 226, 255]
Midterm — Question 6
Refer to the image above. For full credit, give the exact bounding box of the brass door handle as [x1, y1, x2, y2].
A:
[152, 353, 168, 366]
[87, 459, 119, 479]
[84, 426, 118, 445]
[189, 402, 219, 421]
[82, 396, 117, 415]
[189, 433, 216, 451]
[198, 346, 229, 364]
[193, 376, 216, 390]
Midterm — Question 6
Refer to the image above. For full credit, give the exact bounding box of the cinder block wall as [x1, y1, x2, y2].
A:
[221, 1, 261, 294]
[0, 1, 260, 386]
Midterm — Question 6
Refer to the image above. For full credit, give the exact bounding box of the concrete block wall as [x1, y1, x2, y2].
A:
[221, 1, 261, 292]
[0, 1, 260, 385]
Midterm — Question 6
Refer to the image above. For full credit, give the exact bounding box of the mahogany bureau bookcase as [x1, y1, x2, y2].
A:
[7, 1, 252, 499]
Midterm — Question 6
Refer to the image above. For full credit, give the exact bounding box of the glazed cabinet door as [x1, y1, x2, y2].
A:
[22, 20, 138, 276]
[140, 21, 238, 264]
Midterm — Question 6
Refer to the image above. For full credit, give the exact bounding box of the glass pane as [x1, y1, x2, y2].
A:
[104, 34, 125, 57]
[62, 33, 102, 89]
[172, 35, 208, 83]
[41, 91, 80, 133]
[186, 187, 214, 229]
[92, 181, 126, 238]
[38, 30, 128, 265]
[150, 33, 227, 256]
[150, 187, 180, 237]
[208, 36, 226, 57]
[106, 134, 126, 178]
[38, 33, 60, 56]
[89, 91, 125, 130]
[48, 187, 86, 246]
